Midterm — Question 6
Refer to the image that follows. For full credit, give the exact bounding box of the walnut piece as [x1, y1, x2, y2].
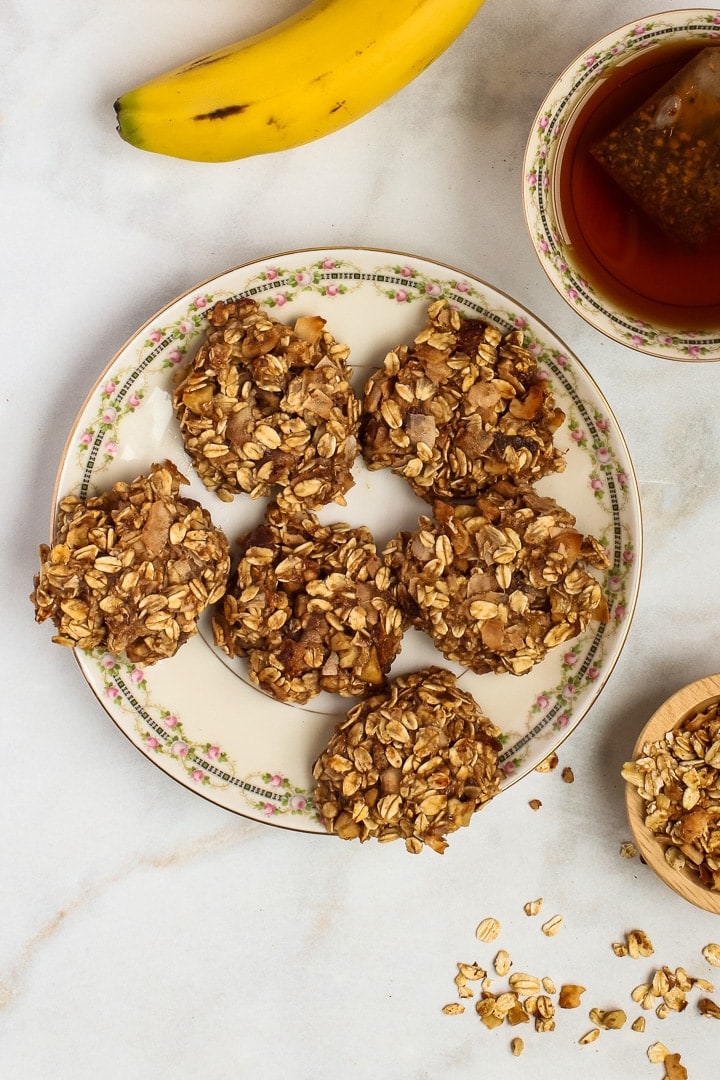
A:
[31, 460, 230, 664]
[213, 503, 405, 704]
[174, 298, 359, 509]
[385, 481, 609, 676]
[361, 299, 566, 501]
[312, 667, 503, 853]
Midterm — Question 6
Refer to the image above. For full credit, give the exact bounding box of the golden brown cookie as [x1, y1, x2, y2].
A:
[213, 502, 405, 704]
[313, 667, 503, 853]
[174, 298, 360, 508]
[385, 482, 610, 676]
[361, 299, 565, 501]
[31, 460, 230, 664]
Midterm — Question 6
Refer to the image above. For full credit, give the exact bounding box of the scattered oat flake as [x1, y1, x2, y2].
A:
[541, 914, 564, 937]
[590, 1008, 626, 1030]
[627, 929, 654, 959]
[454, 972, 474, 999]
[523, 898, 543, 916]
[620, 841, 637, 859]
[561, 766, 574, 783]
[699, 996, 720, 1018]
[458, 962, 486, 981]
[442, 1002, 465, 1015]
[631, 1016, 646, 1032]
[476, 917, 501, 943]
[579, 1028, 600, 1045]
[510, 1036, 524, 1057]
[647, 1041, 669, 1064]
[509, 972, 541, 995]
[494, 950, 512, 977]
[702, 942, 720, 967]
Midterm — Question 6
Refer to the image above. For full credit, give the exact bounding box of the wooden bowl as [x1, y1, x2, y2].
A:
[625, 674, 720, 915]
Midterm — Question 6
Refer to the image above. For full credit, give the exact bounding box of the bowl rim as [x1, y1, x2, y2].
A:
[522, 8, 720, 362]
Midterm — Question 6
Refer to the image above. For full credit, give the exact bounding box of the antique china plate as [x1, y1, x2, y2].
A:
[52, 248, 642, 833]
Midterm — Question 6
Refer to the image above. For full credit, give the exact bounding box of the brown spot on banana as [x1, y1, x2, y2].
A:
[194, 105, 248, 121]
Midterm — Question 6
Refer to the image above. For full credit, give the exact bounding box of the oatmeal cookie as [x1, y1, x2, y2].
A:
[361, 298, 565, 501]
[385, 482, 610, 676]
[31, 460, 230, 664]
[213, 503, 405, 704]
[173, 298, 360, 509]
[312, 667, 503, 853]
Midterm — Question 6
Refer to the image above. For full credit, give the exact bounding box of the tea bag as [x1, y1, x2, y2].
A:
[592, 47, 720, 247]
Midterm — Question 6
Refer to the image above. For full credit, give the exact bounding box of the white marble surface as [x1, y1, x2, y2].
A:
[3, 2, 720, 1077]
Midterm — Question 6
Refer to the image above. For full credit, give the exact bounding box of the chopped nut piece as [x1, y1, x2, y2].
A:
[507, 1002, 530, 1027]
[541, 914, 564, 937]
[313, 667, 502, 853]
[386, 483, 609, 677]
[620, 841, 637, 859]
[361, 299, 566, 502]
[510, 1037, 524, 1057]
[579, 1028, 600, 1045]
[558, 984, 586, 1009]
[561, 766, 575, 784]
[442, 1003, 465, 1015]
[663, 1052, 689, 1080]
[702, 943, 720, 967]
[699, 997, 720, 1018]
[536, 752, 559, 773]
[476, 917, 502, 943]
[214, 504, 405, 704]
[31, 461, 230, 664]
[174, 298, 359, 508]
[523, 898, 544, 917]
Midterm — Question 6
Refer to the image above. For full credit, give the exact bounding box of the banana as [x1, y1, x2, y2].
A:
[114, 0, 485, 162]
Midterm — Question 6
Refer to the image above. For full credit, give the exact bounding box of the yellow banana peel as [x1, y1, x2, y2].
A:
[114, 0, 485, 162]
